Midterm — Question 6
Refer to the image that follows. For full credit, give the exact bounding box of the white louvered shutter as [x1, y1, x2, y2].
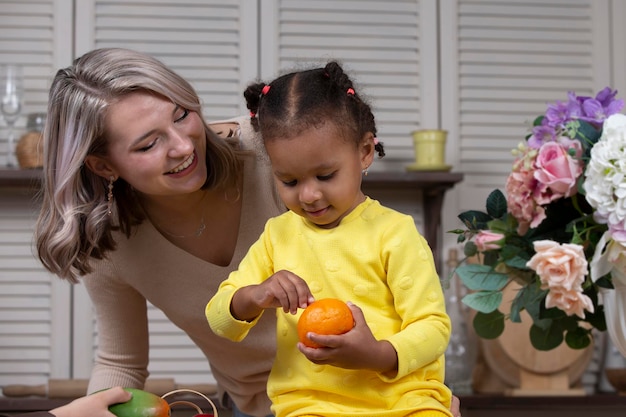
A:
[0, 0, 73, 389]
[0, 191, 68, 388]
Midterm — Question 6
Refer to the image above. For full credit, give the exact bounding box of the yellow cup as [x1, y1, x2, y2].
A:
[410, 129, 447, 168]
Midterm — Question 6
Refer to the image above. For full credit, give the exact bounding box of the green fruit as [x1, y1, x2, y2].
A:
[108, 388, 171, 417]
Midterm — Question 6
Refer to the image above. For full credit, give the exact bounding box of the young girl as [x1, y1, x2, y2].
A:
[206, 61, 452, 417]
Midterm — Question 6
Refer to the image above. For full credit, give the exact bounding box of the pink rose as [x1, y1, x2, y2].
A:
[545, 288, 594, 318]
[527, 240, 588, 292]
[533, 139, 583, 203]
[474, 230, 505, 252]
[505, 150, 544, 234]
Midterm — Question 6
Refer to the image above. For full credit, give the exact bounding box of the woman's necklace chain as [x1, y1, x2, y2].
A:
[160, 216, 206, 238]
[155, 192, 208, 239]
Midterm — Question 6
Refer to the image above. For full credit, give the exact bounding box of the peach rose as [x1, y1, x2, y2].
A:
[474, 230, 505, 252]
[545, 288, 595, 318]
[527, 240, 588, 292]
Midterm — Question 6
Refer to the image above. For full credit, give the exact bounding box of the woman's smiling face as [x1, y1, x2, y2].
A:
[90, 90, 208, 196]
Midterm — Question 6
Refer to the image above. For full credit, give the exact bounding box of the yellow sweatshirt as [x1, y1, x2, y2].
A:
[207, 198, 452, 417]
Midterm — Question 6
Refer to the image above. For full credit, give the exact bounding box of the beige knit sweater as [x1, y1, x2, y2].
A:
[82, 117, 284, 417]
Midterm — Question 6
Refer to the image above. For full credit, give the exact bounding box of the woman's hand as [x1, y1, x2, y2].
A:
[297, 302, 398, 374]
[50, 386, 131, 417]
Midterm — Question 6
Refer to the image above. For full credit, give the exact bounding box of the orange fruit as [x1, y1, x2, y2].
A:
[297, 298, 354, 348]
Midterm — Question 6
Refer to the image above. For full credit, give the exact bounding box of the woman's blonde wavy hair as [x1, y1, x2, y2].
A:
[35, 48, 243, 283]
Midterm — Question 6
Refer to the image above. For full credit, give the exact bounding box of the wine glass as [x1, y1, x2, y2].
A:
[1, 64, 24, 167]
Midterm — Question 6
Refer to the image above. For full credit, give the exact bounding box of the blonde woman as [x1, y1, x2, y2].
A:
[35, 48, 282, 417]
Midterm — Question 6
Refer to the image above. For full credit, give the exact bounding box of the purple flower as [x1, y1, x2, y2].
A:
[579, 87, 624, 125]
[545, 92, 582, 128]
[528, 125, 556, 148]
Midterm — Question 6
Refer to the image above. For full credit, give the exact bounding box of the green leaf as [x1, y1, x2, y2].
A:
[565, 326, 592, 350]
[458, 210, 492, 231]
[482, 251, 499, 267]
[462, 291, 503, 314]
[596, 274, 614, 290]
[463, 241, 477, 257]
[486, 189, 507, 219]
[503, 256, 531, 270]
[455, 264, 509, 291]
[585, 304, 607, 332]
[510, 284, 546, 323]
[529, 321, 564, 351]
[486, 218, 509, 234]
[473, 310, 505, 339]
[573, 120, 602, 149]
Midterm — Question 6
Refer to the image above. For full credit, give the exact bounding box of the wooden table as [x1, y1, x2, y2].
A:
[458, 394, 626, 417]
[0, 397, 227, 416]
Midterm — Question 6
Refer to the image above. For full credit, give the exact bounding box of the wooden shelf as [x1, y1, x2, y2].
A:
[0, 167, 42, 188]
[0, 168, 465, 272]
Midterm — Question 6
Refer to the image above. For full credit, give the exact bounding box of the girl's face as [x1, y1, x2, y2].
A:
[85, 91, 207, 197]
[265, 122, 374, 229]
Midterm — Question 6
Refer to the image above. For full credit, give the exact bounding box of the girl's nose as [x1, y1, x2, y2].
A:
[299, 182, 321, 204]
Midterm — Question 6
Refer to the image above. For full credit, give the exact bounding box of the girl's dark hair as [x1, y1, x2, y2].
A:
[244, 61, 385, 157]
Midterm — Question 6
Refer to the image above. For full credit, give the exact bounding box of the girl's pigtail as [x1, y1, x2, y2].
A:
[243, 82, 266, 130]
[374, 137, 385, 158]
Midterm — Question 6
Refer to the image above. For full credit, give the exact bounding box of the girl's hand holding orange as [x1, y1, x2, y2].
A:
[297, 301, 398, 374]
[297, 298, 355, 348]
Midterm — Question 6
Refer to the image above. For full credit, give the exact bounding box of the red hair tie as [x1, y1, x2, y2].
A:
[250, 111, 256, 118]
[261, 85, 271, 95]
[347, 88, 355, 96]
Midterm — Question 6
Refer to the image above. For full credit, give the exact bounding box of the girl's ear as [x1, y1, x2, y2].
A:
[360, 132, 376, 169]
[84, 155, 117, 180]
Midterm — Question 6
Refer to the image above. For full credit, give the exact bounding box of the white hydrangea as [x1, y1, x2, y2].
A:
[583, 113, 626, 241]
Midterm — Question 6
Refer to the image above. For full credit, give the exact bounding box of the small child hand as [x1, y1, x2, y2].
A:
[232, 270, 314, 320]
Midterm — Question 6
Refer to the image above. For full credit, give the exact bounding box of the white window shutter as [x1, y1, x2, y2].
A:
[0, 0, 73, 389]
[0, 0, 71, 161]
[0, 192, 70, 388]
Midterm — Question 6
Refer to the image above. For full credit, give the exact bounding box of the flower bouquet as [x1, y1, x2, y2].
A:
[451, 87, 626, 354]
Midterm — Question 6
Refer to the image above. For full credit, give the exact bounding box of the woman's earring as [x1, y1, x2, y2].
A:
[107, 176, 115, 216]
[362, 167, 369, 176]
